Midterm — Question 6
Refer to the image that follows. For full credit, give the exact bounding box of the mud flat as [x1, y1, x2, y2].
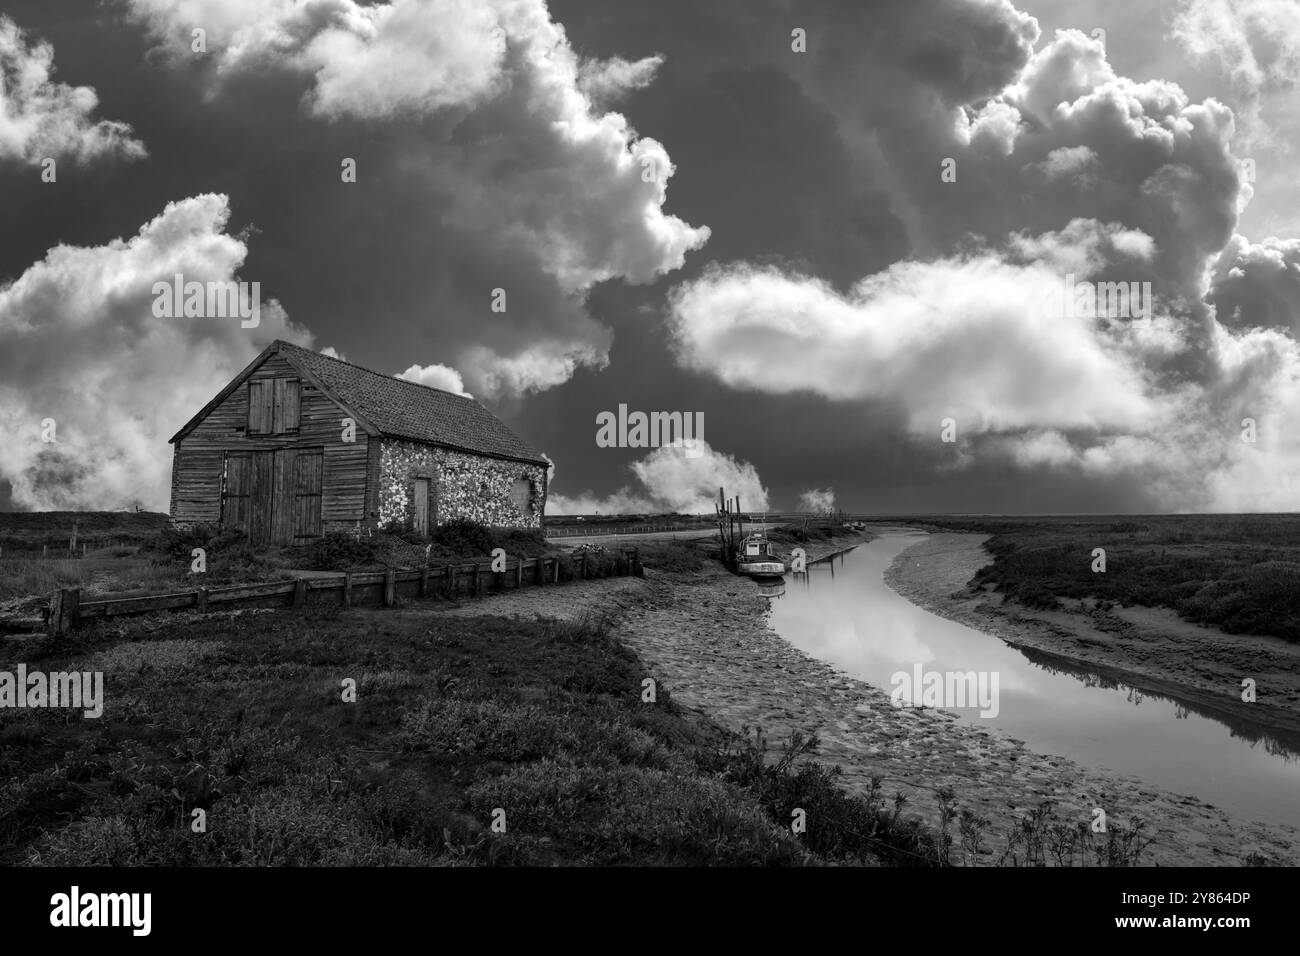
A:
[433, 534, 1298, 865]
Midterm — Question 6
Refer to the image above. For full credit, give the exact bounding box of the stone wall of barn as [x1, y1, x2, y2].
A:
[378, 440, 547, 530]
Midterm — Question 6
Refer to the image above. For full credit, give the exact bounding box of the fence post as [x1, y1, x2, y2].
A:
[47, 587, 80, 638]
[419, 565, 429, 598]
[446, 564, 455, 595]
[553, 557, 560, 584]
[515, 559, 523, 589]
[46, 589, 63, 638]
[196, 586, 208, 612]
[472, 564, 481, 597]
[343, 573, 353, 607]
[294, 578, 308, 608]
[579, 554, 587, 580]
[384, 570, 396, 606]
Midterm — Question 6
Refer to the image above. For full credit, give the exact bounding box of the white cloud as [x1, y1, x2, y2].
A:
[548, 439, 768, 515]
[797, 488, 836, 513]
[0, 16, 146, 164]
[123, 0, 709, 397]
[396, 362, 471, 397]
[0, 194, 310, 510]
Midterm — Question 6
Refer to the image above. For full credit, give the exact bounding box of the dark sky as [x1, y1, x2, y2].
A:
[1, 0, 1298, 514]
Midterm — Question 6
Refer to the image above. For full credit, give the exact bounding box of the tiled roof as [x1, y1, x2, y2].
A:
[277, 341, 547, 465]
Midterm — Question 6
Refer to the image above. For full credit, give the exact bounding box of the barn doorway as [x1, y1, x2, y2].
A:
[412, 477, 436, 535]
[223, 447, 323, 547]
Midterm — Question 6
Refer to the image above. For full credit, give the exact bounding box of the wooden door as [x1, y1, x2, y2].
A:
[248, 450, 275, 547]
[294, 449, 323, 540]
[413, 478, 430, 535]
[222, 452, 252, 533]
[270, 448, 297, 545]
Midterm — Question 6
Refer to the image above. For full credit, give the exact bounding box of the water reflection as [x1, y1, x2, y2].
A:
[765, 534, 1300, 830]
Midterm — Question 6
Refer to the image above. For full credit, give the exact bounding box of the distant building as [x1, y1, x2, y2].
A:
[168, 340, 548, 545]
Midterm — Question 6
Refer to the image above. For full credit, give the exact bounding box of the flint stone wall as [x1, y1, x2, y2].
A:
[378, 439, 546, 529]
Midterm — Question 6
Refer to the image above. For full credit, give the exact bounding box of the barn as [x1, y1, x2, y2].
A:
[168, 340, 549, 546]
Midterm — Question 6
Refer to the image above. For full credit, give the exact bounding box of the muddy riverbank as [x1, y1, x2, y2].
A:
[444, 532, 1298, 865]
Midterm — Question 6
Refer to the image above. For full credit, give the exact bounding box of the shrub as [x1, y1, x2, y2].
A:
[301, 533, 382, 571]
[432, 519, 495, 557]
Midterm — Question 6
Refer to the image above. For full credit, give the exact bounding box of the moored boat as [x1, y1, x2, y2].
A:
[735, 531, 786, 579]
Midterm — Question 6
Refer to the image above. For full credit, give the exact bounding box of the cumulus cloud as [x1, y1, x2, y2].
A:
[669, 249, 1159, 436]
[0, 16, 146, 164]
[0, 194, 310, 510]
[122, 0, 709, 397]
[396, 362, 472, 397]
[548, 439, 768, 515]
[1172, 0, 1300, 97]
[1210, 234, 1300, 335]
[666, 17, 1300, 512]
[797, 488, 836, 513]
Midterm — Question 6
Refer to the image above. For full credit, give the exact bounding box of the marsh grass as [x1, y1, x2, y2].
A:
[0, 598, 1161, 866]
[910, 515, 1300, 643]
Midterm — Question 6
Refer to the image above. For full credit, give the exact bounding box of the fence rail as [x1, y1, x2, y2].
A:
[544, 524, 708, 538]
[44, 549, 642, 638]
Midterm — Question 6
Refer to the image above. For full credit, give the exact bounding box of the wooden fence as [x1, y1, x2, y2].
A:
[45, 549, 642, 638]
[544, 523, 702, 538]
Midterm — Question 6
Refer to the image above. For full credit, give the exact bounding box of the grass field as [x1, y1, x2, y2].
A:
[0, 605, 939, 866]
[1, 598, 1157, 866]
[0, 515, 617, 606]
[898, 515, 1300, 643]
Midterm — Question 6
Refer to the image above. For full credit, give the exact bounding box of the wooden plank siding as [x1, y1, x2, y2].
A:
[170, 353, 369, 536]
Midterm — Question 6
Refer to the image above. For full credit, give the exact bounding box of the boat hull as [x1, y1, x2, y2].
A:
[737, 560, 786, 578]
